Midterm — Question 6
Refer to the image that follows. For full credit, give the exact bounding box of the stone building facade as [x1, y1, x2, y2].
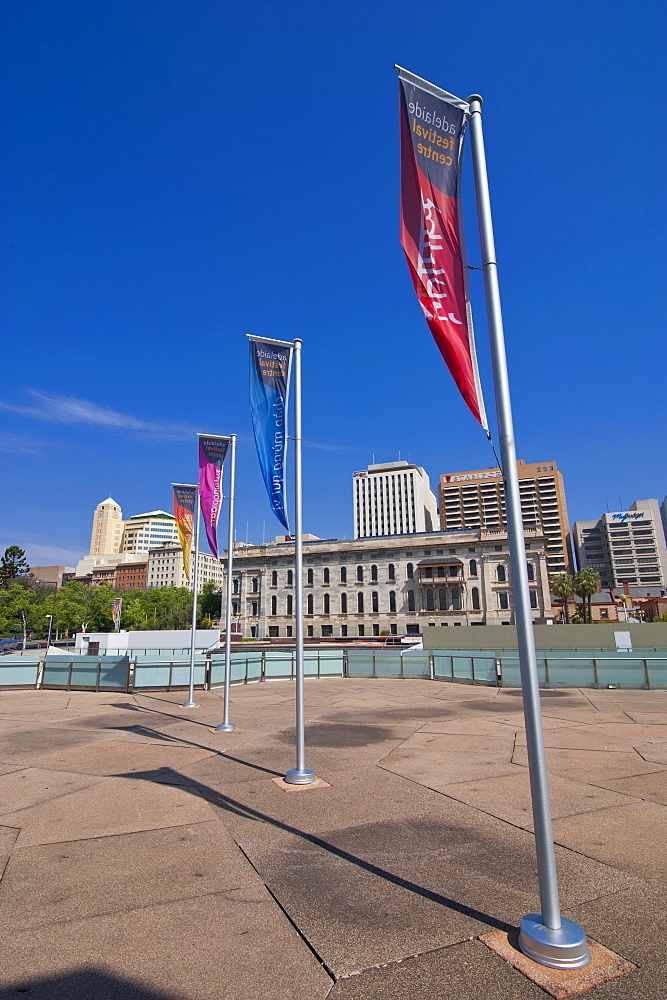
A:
[226, 528, 553, 639]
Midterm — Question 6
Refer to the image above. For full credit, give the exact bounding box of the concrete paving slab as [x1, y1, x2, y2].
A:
[0, 725, 119, 766]
[566, 882, 667, 1000]
[380, 745, 524, 788]
[635, 741, 667, 764]
[511, 746, 664, 781]
[624, 711, 667, 724]
[441, 771, 641, 831]
[28, 739, 215, 776]
[0, 820, 261, 929]
[580, 723, 667, 743]
[0, 825, 19, 879]
[0, 885, 333, 1000]
[2, 774, 216, 847]
[328, 937, 547, 999]
[401, 731, 517, 754]
[596, 770, 667, 804]
[0, 766, 104, 814]
[514, 729, 632, 752]
[552, 801, 667, 880]
[538, 710, 637, 725]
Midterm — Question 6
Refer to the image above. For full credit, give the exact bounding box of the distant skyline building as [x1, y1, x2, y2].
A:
[573, 499, 667, 589]
[146, 543, 223, 593]
[122, 511, 179, 553]
[353, 461, 438, 539]
[438, 460, 571, 575]
[89, 498, 125, 557]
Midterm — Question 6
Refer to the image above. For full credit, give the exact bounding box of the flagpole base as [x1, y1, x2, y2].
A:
[216, 722, 236, 732]
[518, 914, 591, 970]
[284, 767, 316, 785]
[182, 700, 199, 709]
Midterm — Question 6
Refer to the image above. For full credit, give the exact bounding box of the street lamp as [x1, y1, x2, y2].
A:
[45, 615, 53, 651]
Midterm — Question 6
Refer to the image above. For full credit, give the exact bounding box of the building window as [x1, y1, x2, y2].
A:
[357, 592, 364, 613]
[252, 577, 259, 593]
[340, 566, 347, 583]
[358, 625, 365, 637]
[323, 567, 330, 584]
[286, 625, 293, 637]
[372, 591, 379, 612]
[406, 563, 414, 580]
[321, 625, 333, 637]
[340, 593, 347, 614]
[425, 567, 433, 579]
[373, 624, 380, 636]
[451, 587, 461, 610]
[371, 564, 378, 582]
[341, 625, 348, 636]
[498, 592, 509, 610]
[426, 588, 435, 611]
[271, 595, 277, 616]
[497, 565, 506, 582]
[271, 570, 278, 586]
[472, 587, 480, 610]
[251, 601, 258, 616]
[307, 625, 313, 637]
[307, 568, 314, 585]
[323, 593, 330, 614]
[389, 591, 396, 612]
[600, 608, 609, 619]
[530, 591, 538, 609]
[438, 588, 447, 610]
[287, 569, 293, 585]
[268, 626, 279, 637]
[526, 563, 535, 581]
[469, 559, 477, 576]
[287, 594, 293, 615]
[357, 565, 363, 582]
[233, 577, 239, 594]
[407, 590, 415, 611]
[388, 563, 395, 581]
[307, 594, 314, 614]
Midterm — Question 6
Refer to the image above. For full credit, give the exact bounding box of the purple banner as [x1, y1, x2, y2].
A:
[198, 435, 230, 558]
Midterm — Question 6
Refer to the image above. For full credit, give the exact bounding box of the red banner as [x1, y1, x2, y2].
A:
[398, 69, 487, 428]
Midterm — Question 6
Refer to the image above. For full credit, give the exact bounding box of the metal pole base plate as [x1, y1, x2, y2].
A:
[182, 700, 199, 709]
[216, 722, 236, 732]
[284, 767, 316, 785]
[519, 914, 591, 969]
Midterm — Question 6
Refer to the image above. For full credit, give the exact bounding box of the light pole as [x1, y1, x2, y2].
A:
[45, 615, 53, 651]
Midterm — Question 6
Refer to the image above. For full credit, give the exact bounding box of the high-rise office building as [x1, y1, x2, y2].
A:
[122, 511, 179, 553]
[89, 498, 125, 556]
[573, 499, 667, 588]
[353, 461, 438, 539]
[439, 459, 571, 574]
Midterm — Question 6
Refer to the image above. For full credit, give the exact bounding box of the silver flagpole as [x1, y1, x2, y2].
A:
[217, 434, 237, 732]
[183, 489, 201, 709]
[284, 338, 315, 784]
[467, 95, 589, 969]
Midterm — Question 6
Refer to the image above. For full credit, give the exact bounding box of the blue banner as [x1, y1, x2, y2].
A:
[248, 337, 293, 532]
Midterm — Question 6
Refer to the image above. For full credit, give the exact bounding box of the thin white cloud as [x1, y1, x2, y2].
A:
[0, 431, 42, 455]
[23, 543, 83, 567]
[0, 390, 196, 441]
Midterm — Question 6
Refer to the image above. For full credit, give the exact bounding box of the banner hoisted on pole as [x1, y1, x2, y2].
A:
[172, 484, 197, 581]
[397, 66, 487, 429]
[111, 598, 122, 632]
[248, 335, 293, 532]
[198, 434, 230, 559]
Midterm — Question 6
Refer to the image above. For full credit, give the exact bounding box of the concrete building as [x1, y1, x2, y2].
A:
[223, 528, 553, 639]
[89, 498, 125, 556]
[73, 551, 147, 581]
[353, 461, 438, 538]
[122, 511, 179, 554]
[146, 544, 224, 593]
[115, 562, 148, 590]
[29, 565, 74, 589]
[573, 499, 667, 589]
[439, 459, 571, 575]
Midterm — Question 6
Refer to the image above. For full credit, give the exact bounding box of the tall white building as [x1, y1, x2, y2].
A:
[122, 511, 179, 553]
[89, 498, 125, 556]
[353, 461, 438, 539]
[573, 499, 667, 589]
[146, 544, 224, 592]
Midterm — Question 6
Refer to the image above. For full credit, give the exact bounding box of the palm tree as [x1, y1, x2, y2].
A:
[574, 569, 601, 624]
[550, 573, 575, 624]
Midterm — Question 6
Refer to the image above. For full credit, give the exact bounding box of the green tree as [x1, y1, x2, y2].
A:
[550, 573, 575, 624]
[0, 585, 40, 647]
[574, 569, 601, 624]
[198, 580, 221, 622]
[1, 547, 31, 589]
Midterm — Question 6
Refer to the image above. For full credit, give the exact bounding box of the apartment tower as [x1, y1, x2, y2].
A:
[439, 459, 572, 574]
[89, 498, 125, 557]
[353, 461, 438, 539]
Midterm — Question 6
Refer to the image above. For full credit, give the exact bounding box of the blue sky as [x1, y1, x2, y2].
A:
[2, 0, 665, 567]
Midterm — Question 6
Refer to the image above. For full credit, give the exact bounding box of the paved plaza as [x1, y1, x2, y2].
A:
[0, 677, 665, 999]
